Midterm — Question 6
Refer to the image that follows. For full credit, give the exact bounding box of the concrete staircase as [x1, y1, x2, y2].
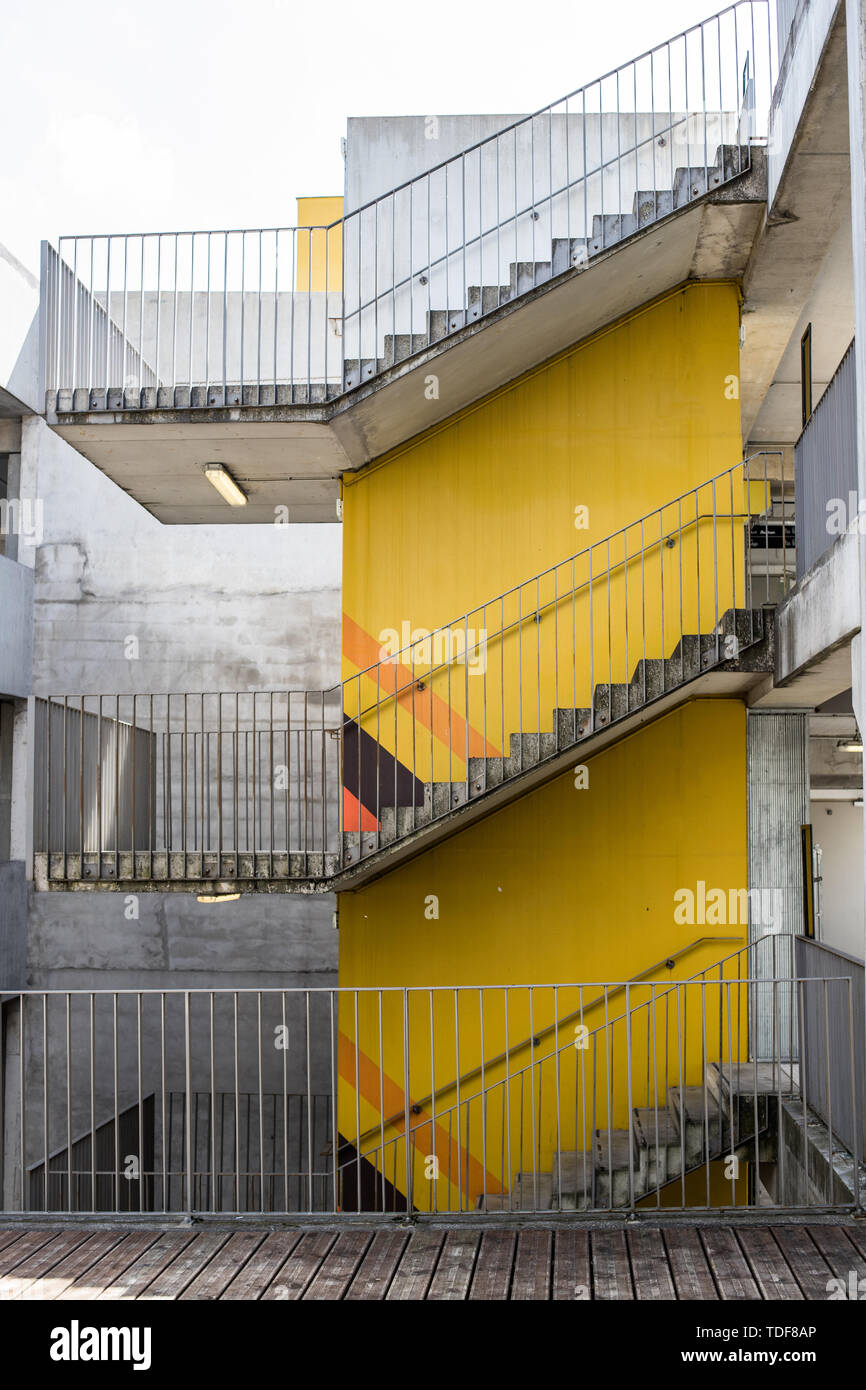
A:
[478, 1061, 774, 1212]
[341, 606, 768, 868]
[343, 144, 750, 390]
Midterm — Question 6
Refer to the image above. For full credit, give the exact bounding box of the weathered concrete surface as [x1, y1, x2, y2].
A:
[21, 417, 341, 694]
[0, 861, 28, 990]
[26, 889, 336, 991]
[13, 414, 342, 990]
[0, 553, 33, 698]
[770, 528, 858, 700]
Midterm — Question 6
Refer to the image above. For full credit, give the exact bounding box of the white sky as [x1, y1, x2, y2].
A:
[1, 0, 717, 273]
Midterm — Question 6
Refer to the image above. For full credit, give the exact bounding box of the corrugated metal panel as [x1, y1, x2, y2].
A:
[747, 712, 809, 1058]
[32, 698, 155, 854]
[795, 937, 865, 1161]
[795, 340, 857, 579]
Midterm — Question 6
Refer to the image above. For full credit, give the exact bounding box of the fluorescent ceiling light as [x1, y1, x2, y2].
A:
[204, 463, 247, 507]
[836, 739, 863, 753]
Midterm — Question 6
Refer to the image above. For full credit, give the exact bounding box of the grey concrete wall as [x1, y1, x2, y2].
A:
[0, 861, 28, 990]
[10, 414, 342, 993]
[22, 417, 340, 696]
[2, 407, 343, 1208]
[0, 554, 33, 699]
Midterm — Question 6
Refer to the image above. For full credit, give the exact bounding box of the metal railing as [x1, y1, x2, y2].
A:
[794, 338, 857, 580]
[1, 960, 859, 1217]
[32, 454, 794, 886]
[795, 936, 865, 1162]
[41, 2, 775, 412]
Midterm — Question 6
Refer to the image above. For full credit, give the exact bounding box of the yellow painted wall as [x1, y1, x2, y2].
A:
[341, 282, 754, 785]
[295, 196, 343, 291]
[338, 699, 750, 1211]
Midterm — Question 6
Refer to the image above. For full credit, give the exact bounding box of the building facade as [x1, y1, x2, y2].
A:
[1, 0, 865, 1218]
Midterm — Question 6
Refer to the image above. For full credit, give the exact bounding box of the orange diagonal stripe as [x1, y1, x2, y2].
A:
[342, 613, 499, 759]
[338, 1031, 503, 1199]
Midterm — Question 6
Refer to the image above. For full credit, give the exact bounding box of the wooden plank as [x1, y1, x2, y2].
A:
[552, 1229, 591, 1301]
[699, 1228, 760, 1300]
[426, 1230, 481, 1301]
[835, 1221, 866, 1266]
[626, 1227, 676, 1300]
[0, 1229, 33, 1258]
[179, 1232, 268, 1301]
[734, 1227, 803, 1301]
[469, 1229, 516, 1300]
[510, 1229, 552, 1301]
[590, 1230, 634, 1300]
[303, 1230, 374, 1300]
[0, 1229, 65, 1276]
[344, 1230, 408, 1301]
[771, 1225, 833, 1300]
[17, 1230, 130, 1301]
[661, 1227, 718, 1300]
[385, 1230, 445, 1301]
[260, 1231, 337, 1300]
[90, 1231, 199, 1301]
[139, 1232, 232, 1300]
[220, 1232, 304, 1300]
[57, 1231, 165, 1300]
[807, 1225, 866, 1288]
[0, 1229, 92, 1298]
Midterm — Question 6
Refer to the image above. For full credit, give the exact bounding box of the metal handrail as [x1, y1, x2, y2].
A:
[347, 453, 779, 694]
[357, 932, 786, 1148]
[43, 2, 775, 405]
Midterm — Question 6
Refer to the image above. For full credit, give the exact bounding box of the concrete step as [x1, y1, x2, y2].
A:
[467, 755, 506, 790]
[663, 632, 719, 684]
[508, 260, 553, 295]
[626, 656, 666, 706]
[591, 681, 630, 726]
[551, 237, 591, 274]
[595, 1128, 648, 1205]
[633, 1106, 687, 1187]
[590, 212, 638, 252]
[343, 358, 386, 390]
[632, 188, 674, 226]
[466, 283, 512, 318]
[668, 1086, 729, 1164]
[382, 333, 428, 366]
[553, 706, 593, 744]
[84, 382, 340, 412]
[477, 1172, 553, 1211]
[508, 730, 558, 768]
[426, 307, 472, 339]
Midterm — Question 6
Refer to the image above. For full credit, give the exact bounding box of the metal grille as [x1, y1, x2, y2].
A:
[794, 340, 857, 579]
[2, 946, 860, 1219]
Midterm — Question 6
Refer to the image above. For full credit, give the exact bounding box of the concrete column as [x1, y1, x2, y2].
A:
[847, 0, 866, 981]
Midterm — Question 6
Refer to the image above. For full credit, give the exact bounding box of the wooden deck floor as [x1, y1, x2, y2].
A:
[0, 1221, 864, 1300]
